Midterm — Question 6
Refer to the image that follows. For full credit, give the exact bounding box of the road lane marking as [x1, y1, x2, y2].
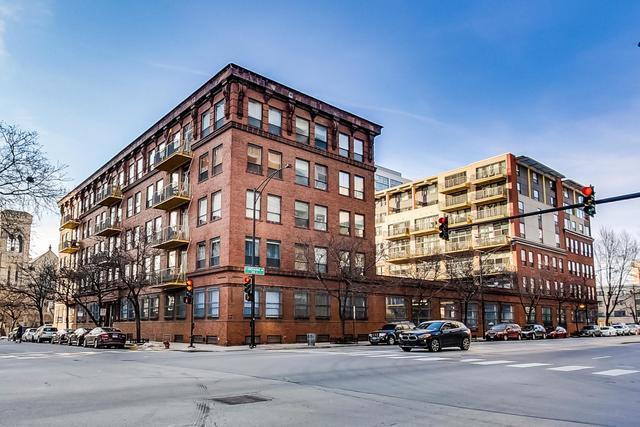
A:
[459, 359, 484, 362]
[366, 354, 406, 358]
[507, 363, 551, 368]
[388, 355, 431, 359]
[472, 360, 514, 365]
[592, 356, 611, 360]
[548, 366, 593, 372]
[593, 369, 639, 377]
[413, 357, 451, 361]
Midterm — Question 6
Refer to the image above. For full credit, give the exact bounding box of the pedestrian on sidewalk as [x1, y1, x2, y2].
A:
[16, 324, 23, 344]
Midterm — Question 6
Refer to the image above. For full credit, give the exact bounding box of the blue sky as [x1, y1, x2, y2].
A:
[1, 0, 639, 256]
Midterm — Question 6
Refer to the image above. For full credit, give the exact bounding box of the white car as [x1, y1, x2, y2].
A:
[599, 326, 617, 337]
[612, 324, 630, 336]
[34, 326, 58, 343]
[22, 328, 38, 342]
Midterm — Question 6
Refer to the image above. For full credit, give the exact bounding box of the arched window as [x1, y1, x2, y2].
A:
[6, 234, 24, 253]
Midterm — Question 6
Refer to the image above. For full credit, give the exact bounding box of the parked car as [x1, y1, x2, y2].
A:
[368, 321, 415, 345]
[521, 324, 547, 340]
[22, 328, 38, 342]
[34, 326, 58, 343]
[625, 323, 639, 335]
[83, 327, 127, 349]
[51, 328, 75, 344]
[485, 323, 522, 341]
[545, 326, 568, 339]
[398, 320, 471, 352]
[8, 327, 19, 341]
[579, 325, 602, 337]
[68, 327, 92, 346]
[612, 324, 631, 336]
[599, 326, 617, 337]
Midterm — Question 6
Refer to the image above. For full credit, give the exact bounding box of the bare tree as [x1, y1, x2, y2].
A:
[516, 269, 555, 324]
[547, 280, 572, 328]
[595, 228, 639, 325]
[0, 291, 27, 334]
[0, 122, 66, 219]
[621, 285, 639, 324]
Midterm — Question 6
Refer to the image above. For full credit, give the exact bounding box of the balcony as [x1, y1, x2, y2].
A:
[386, 222, 411, 240]
[151, 226, 189, 250]
[412, 218, 439, 235]
[448, 213, 473, 227]
[476, 205, 508, 222]
[440, 194, 471, 212]
[441, 174, 469, 194]
[59, 214, 80, 230]
[387, 248, 411, 262]
[152, 267, 187, 289]
[446, 240, 472, 253]
[475, 235, 510, 249]
[153, 141, 193, 172]
[59, 240, 80, 254]
[472, 165, 507, 185]
[94, 217, 122, 237]
[414, 244, 441, 258]
[152, 183, 191, 211]
[96, 185, 123, 207]
[474, 186, 507, 204]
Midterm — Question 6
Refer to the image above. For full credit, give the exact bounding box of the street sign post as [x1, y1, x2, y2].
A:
[244, 265, 265, 276]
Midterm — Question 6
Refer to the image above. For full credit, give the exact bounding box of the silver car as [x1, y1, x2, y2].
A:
[625, 324, 639, 335]
[612, 324, 630, 336]
[22, 328, 38, 342]
[34, 326, 58, 343]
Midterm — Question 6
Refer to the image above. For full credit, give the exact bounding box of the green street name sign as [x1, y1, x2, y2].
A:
[244, 266, 265, 275]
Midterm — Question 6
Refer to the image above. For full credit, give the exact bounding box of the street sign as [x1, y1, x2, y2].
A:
[100, 308, 106, 316]
[244, 265, 265, 275]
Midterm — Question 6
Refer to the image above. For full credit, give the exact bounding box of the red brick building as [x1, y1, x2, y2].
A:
[56, 64, 397, 345]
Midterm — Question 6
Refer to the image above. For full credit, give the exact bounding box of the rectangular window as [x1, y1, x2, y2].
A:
[247, 144, 262, 175]
[183, 123, 193, 143]
[268, 107, 282, 135]
[386, 296, 407, 321]
[127, 197, 133, 218]
[314, 164, 328, 190]
[295, 159, 309, 186]
[246, 190, 261, 219]
[212, 144, 223, 175]
[294, 291, 310, 319]
[198, 197, 207, 226]
[196, 241, 206, 269]
[315, 247, 328, 273]
[201, 111, 212, 137]
[339, 133, 349, 157]
[267, 195, 281, 223]
[354, 214, 365, 238]
[214, 100, 225, 129]
[243, 289, 260, 318]
[266, 240, 281, 268]
[211, 191, 222, 220]
[134, 192, 141, 214]
[314, 205, 328, 231]
[339, 171, 350, 196]
[136, 158, 144, 179]
[128, 161, 135, 185]
[248, 100, 262, 128]
[146, 185, 154, 208]
[295, 117, 309, 144]
[294, 201, 310, 228]
[295, 244, 308, 271]
[194, 289, 205, 319]
[316, 292, 330, 319]
[207, 288, 220, 318]
[354, 175, 364, 200]
[315, 124, 328, 150]
[199, 153, 209, 182]
[149, 295, 159, 320]
[245, 237, 260, 266]
[339, 211, 350, 235]
[501, 304, 514, 322]
[164, 294, 175, 319]
[266, 151, 283, 179]
[353, 138, 364, 162]
[209, 237, 220, 267]
[265, 290, 282, 318]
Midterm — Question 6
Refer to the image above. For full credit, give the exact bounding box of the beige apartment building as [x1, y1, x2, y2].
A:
[375, 153, 597, 336]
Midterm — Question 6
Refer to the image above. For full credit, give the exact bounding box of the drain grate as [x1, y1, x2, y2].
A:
[210, 395, 271, 405]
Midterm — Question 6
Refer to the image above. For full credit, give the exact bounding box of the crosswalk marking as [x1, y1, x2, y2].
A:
[548, 366, 592, 372]
[592, 356, 611, 360]
[592, 369, 639, 377]
[472, 360, 514, 365]
[507, 363, 551, 368]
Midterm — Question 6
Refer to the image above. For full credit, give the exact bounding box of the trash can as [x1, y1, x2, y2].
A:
[307, 333, 317, 347]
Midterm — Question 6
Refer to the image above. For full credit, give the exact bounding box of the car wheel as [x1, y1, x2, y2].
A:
[517, 334, 522, 341]
[429, 338, 441, 352]
[388, 336, 396, 345]
[401, 347, 411, 352]
[460, 337, 471, 351]
[94, 340, 99, 349]
[502, 334, 508, 341]
[532, 334, 536, 340]
[68, 339, 72, 346]
[83, 339, 88, 348]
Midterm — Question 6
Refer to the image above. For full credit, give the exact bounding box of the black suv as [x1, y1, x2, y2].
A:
[521, 324, 547, 340]
[399, 321, 471, 352]
[368, 322, 415, 345]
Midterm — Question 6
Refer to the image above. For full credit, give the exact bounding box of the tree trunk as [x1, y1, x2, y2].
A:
[65, 304, 69, 329]
[38, 307, 44, 326]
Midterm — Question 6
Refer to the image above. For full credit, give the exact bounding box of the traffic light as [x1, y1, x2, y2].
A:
[581, 185, 596, 217]
[243, 276, 253, 301]
[438, 216, 449, 241]
[185, 279, 193, 304]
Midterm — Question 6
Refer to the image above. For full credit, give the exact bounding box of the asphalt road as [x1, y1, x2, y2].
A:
[1, 336, 639, 427]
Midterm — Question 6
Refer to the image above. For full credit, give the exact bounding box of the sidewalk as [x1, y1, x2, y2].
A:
[128, 340, 373, 352]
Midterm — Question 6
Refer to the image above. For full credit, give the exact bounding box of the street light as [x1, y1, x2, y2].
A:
[249, 163, 291, 348]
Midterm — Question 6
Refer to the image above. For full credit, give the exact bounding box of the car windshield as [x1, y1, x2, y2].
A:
[380, 324, 397, 330]
[101, 328, 120, 332]
[522, 325, 534, 331]
[44, 328, 57, 332]
[491, 324, 508, 331]
[583, 326, 595, 330]
[417, 321, 444, 331]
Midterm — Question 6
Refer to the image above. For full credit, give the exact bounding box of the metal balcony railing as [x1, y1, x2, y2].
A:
[153, 140, 193, 171]
[445, 193, 469, 207]
[388, 248, 411, 260]
[475, 186, 507, 201]
[96, 185, 123, 206]
[154, 267, 187, 287]
[446, 240, 472, 252]
[413, 218, 438, 233]
[94, 217, 122, 236]
[152, 182, 191, 210]
[476, 235, 509, 248]
[474, 165, 507, 181]
[444, 174, 467, 189]
[476, 205, 508, 220]
[151, 225, 189, 249]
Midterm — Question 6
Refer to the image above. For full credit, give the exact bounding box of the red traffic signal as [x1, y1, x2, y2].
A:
[581, 186, 593, 197]
[243, 276, 251, 285]
[438, 217, 447, 225]
[185, 279, 193, 293]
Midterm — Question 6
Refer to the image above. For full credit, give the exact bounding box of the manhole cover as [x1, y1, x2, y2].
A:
[210, 395, 271, 405]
